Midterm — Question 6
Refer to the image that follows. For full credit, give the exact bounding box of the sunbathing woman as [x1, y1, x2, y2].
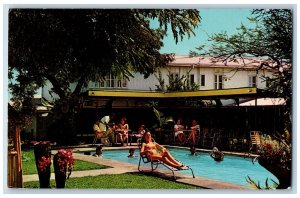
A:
[140, 132, 185, 169]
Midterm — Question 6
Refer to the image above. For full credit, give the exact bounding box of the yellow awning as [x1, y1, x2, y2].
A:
[88, 87, 257, 98]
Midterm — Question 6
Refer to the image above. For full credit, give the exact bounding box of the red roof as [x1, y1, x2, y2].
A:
[168, 55, 290, 70]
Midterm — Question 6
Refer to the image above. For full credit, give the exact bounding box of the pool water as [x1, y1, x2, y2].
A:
[95, 148, 279, 187]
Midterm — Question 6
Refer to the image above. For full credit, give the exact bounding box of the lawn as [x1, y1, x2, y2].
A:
[23, 173, 200, 189]
[22, 150, 109, 175]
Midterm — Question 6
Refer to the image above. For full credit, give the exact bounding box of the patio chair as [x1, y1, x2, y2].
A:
[92, 131, 103, 145]
[114, 129, 129, 145]
[137, 138, 195, 180]
[211, 128, 221, 147]
[249, 131, 262, 153]
[92, 129, 111, 146]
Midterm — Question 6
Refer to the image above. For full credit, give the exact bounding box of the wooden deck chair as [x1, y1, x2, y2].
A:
[249, 131, 262, 153]
[137, 138, 195, 180]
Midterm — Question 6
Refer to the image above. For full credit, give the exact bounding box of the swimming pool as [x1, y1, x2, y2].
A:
[91, 148, 279, 187]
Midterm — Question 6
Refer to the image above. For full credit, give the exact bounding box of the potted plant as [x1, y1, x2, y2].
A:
[256, 132, 291, 189]
[33, 141, 52, 188]
[53, 149, 75, 188]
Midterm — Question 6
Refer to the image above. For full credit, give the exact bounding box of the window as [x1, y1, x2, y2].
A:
[200, 75, 205, 86]
[117, 79, 122, 87]
[190, 74, 195, 84]
[249, 76, 257, 87]
[122, 78, 127, 87]
[100, 80, 105, 87]
[265, 77, 271, 88]
[214, 75, 223, 90]
[92, 74, 127, 89]
[171, 73, 179, 79]
[117, 77, 127, 88]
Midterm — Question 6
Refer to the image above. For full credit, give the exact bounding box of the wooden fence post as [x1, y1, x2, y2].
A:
[7, 151, 18, 188]
[7, 125, 23, 188]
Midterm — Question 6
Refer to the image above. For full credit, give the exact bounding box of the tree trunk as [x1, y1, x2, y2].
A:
[259, 158, 291, 189]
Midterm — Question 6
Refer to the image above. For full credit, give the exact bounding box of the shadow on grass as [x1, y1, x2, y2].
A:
[23, 172, 201, 189]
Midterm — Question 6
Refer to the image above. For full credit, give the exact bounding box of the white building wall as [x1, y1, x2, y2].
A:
[223, 69, 273, 89]
[127, 66, 197, 91]
[123, 67, 275, 91]
[41, 65, 276, 96]
[127, 73, 159, 91]
[224, 70, 252, 89]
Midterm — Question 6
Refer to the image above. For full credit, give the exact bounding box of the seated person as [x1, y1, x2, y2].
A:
[93, 145, 103, 157]
[93, 119, 105, 138]
[117, 117, 129, 145]
[185, 119, 200, 145]
[140, 132, 185, 169]
[189, 146, 197, 156]
[174, 119, 184, 144]
[136, 124, 146, 138]
[99, 115, 116, 143]
[210, 147, 224, 161]
[128, 148, 135, 158]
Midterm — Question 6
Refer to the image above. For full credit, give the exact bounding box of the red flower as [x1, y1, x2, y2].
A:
[264, 143, 273, 150]
[56, 149, 75, 173]
[37, 156, 51, 172]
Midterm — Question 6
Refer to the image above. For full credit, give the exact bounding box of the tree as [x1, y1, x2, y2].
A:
[9, 9, 201, 144]
[154, 69, 199, 92]
[191, 9, 292, 189]
[190, 9, 292, 132]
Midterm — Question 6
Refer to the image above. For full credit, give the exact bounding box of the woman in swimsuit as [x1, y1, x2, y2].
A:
[140, 132, 184, 169]
[117, 117, 129, 144]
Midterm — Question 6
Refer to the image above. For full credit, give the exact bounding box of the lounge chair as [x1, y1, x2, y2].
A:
[137, 138, 195, 180]
[249, 131, 262, 153]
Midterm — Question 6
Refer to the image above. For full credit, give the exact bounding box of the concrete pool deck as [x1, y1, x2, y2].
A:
[23, 145, 255, 190]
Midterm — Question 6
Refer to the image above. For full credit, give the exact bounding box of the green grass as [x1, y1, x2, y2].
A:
[23, 173, 200, 189]
[22, 150, 109, 175]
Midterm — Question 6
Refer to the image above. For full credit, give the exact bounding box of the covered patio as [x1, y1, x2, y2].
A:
[75, 87, 285, 151]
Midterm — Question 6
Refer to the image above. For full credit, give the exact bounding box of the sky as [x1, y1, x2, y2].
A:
[158, 9, 253, 55]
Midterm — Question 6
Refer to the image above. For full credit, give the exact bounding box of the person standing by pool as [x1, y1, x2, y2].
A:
[140, 132, 186, 169]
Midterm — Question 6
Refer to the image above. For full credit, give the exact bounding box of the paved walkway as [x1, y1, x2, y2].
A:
[23, 148, 254, 190]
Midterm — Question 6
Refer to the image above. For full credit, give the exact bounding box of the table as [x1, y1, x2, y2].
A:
[128, 132, 143, 146]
